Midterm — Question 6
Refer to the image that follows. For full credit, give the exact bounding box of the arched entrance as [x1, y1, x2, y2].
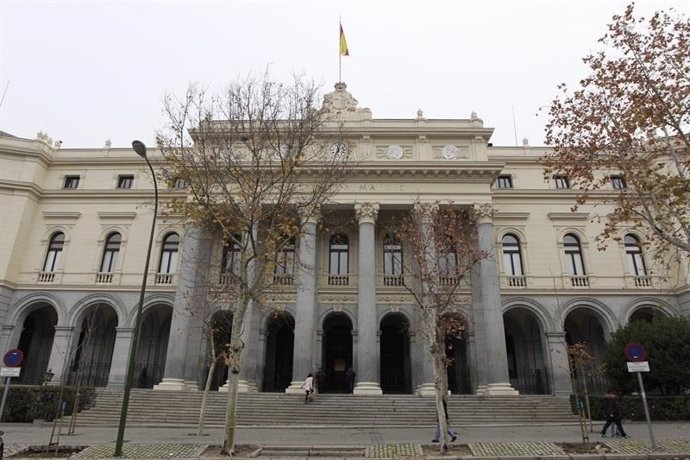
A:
[379, 313, 411, 394]
[69, 303, 117, 387]
[629, 305, 667, 323]
[503, 307, 550, 394]
[564, 306, 609, 394]
[262, 312, 294, 392]
[134, 304, 172, 388]
[321, 312, 353, 393]
[16, 304, 58, 384]
[205, 310, 234, 391]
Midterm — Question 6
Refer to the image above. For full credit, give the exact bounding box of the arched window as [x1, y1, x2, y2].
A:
[274, 236, 295, 285]
[329, 233, 349, 285]
[43, 232, 65, 272]
[625, 234, 647, 276]
[158, 233, 180, 274]
[564, 233, 587, 285]
[100, 232, 121, 273]
[383, 233, 403, 286]
[502, 234, 524, 286]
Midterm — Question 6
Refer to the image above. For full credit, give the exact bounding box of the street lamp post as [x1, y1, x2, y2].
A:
[114, 140, 158, 456]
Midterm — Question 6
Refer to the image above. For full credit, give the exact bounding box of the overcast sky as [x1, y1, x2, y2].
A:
[1, 0, 687, 149]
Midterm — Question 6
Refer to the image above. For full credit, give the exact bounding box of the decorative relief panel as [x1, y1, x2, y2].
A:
[377, 294, 412, 304]
[265, 293, 296, 304]
[319, 294, 357, 304]
[375, 144, 412, 160]
[433, 144, 469, 160]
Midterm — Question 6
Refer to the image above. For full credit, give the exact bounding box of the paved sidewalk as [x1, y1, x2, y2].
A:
[1, 421, 689, 458]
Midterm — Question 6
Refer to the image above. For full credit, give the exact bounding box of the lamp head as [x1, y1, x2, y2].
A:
[132, 140, 147, 158]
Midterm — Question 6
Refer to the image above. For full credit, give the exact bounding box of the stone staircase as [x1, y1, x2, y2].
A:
[71, 389, 577, 427]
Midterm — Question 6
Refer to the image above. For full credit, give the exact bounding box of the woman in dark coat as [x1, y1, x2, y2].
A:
[600, 390, 628, 438]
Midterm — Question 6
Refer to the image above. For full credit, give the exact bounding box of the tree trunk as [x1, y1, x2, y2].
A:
[198, 357, 216, 436]
[221, 366, 241, 455]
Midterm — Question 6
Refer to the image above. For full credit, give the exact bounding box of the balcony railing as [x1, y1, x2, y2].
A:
[328, 274, 349, 286]
[633, 275, 652, 287]
[96, 272, 114, 284]
[439, 276, 459, 287]
[273, 273, 294, 286]
[506, 275, 527, 287]
[383, 274, 405, 287]
[218, 272, 238, 287]
[38, 271, 56, 283]
[156, 273, 175, 285]
[569, 275, 589, 287]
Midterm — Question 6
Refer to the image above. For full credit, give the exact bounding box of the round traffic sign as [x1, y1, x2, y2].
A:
[3, 349, 24, 367]
[624, 342, 647, 362]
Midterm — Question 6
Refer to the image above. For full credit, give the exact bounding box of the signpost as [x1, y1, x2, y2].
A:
[0, 349, 24, 423]
[624, 342, 655, 450]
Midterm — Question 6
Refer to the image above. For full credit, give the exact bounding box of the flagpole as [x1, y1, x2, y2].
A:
[339, 18, 342, 83]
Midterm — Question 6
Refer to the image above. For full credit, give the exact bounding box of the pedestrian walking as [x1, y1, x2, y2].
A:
[302, 373, 315, 404]
[600, 389, 628, 438]
[432, 395, 457, 443]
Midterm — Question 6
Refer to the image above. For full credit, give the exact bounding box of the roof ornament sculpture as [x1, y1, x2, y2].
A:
[321, 82, 371, 120]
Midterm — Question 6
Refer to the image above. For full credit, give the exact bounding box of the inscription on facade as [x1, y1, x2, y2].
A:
[357, 183, 407, 192]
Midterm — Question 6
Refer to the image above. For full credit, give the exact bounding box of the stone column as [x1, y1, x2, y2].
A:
[470, 262, 489, 393]
[106, 327, 134, 388]
[46, 326, 74, 385]
[286, 215, 318, 394]
[155, 226, 211, 391]
[547, 332, 573, 397]
[415, 209, 439, 396]
[475, 203, 518, 395]
[353, 202, 382, 395]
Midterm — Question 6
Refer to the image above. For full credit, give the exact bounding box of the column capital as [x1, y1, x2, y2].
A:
[474, 202, 496, 224]
[355, 202, 379, 224]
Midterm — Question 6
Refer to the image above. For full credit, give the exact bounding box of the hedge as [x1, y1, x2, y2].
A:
[571, 394, 690, 421]
[0, 385, 96, 423]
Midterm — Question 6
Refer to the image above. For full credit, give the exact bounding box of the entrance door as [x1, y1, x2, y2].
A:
[262, 312, 294, 392]
[446, 336, 471, 394]
[321, 313, 353, 393]
[379, 313, 411, 393]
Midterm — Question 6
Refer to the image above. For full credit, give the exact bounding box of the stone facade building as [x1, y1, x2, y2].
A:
[1, 84, 687, 396]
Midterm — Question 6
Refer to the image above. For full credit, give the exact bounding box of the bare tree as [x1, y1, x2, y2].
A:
[393, 201, 487, 453]
[543, 4, 690, 261]
[157, 74, 350, 455]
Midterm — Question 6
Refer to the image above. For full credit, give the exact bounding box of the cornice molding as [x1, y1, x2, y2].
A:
[547, 212, 590, 221]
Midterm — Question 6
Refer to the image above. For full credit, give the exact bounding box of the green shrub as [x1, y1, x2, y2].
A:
[0, 385, 95, 423]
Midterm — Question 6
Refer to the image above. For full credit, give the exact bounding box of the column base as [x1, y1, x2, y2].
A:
[474, 384, 488, 395]
[154, 378, 190, 391]
[415, 383, 436, 397]
[353, 382, 382, 395]
[285, 381, 306, 395]
[219, 379, 258, 393]
[484, 382, 519, 396]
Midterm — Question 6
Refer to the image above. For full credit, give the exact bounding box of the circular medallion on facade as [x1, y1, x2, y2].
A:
[441, 144, 460, 160]
[386, 144, 404, 160]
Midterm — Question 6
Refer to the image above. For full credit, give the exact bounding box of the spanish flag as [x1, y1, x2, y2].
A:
[339, 23, 349, 56]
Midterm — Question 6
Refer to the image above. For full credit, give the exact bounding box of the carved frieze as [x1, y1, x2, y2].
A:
[319, 294, 357, 304]
[375, 144, 412, 160]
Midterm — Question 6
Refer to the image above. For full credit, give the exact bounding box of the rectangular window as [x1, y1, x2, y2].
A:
[611, 175, 627, 190]
[63, 175, 80, 189]
[554, 176, 570, 189]
[496, 175, 513, 189]
[117, 175, 134, 189]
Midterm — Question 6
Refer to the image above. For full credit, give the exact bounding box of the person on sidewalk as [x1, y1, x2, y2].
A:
[432, 395, 457, 443]
[302, 373, 315, 404]
[600, 389, 628, 438]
